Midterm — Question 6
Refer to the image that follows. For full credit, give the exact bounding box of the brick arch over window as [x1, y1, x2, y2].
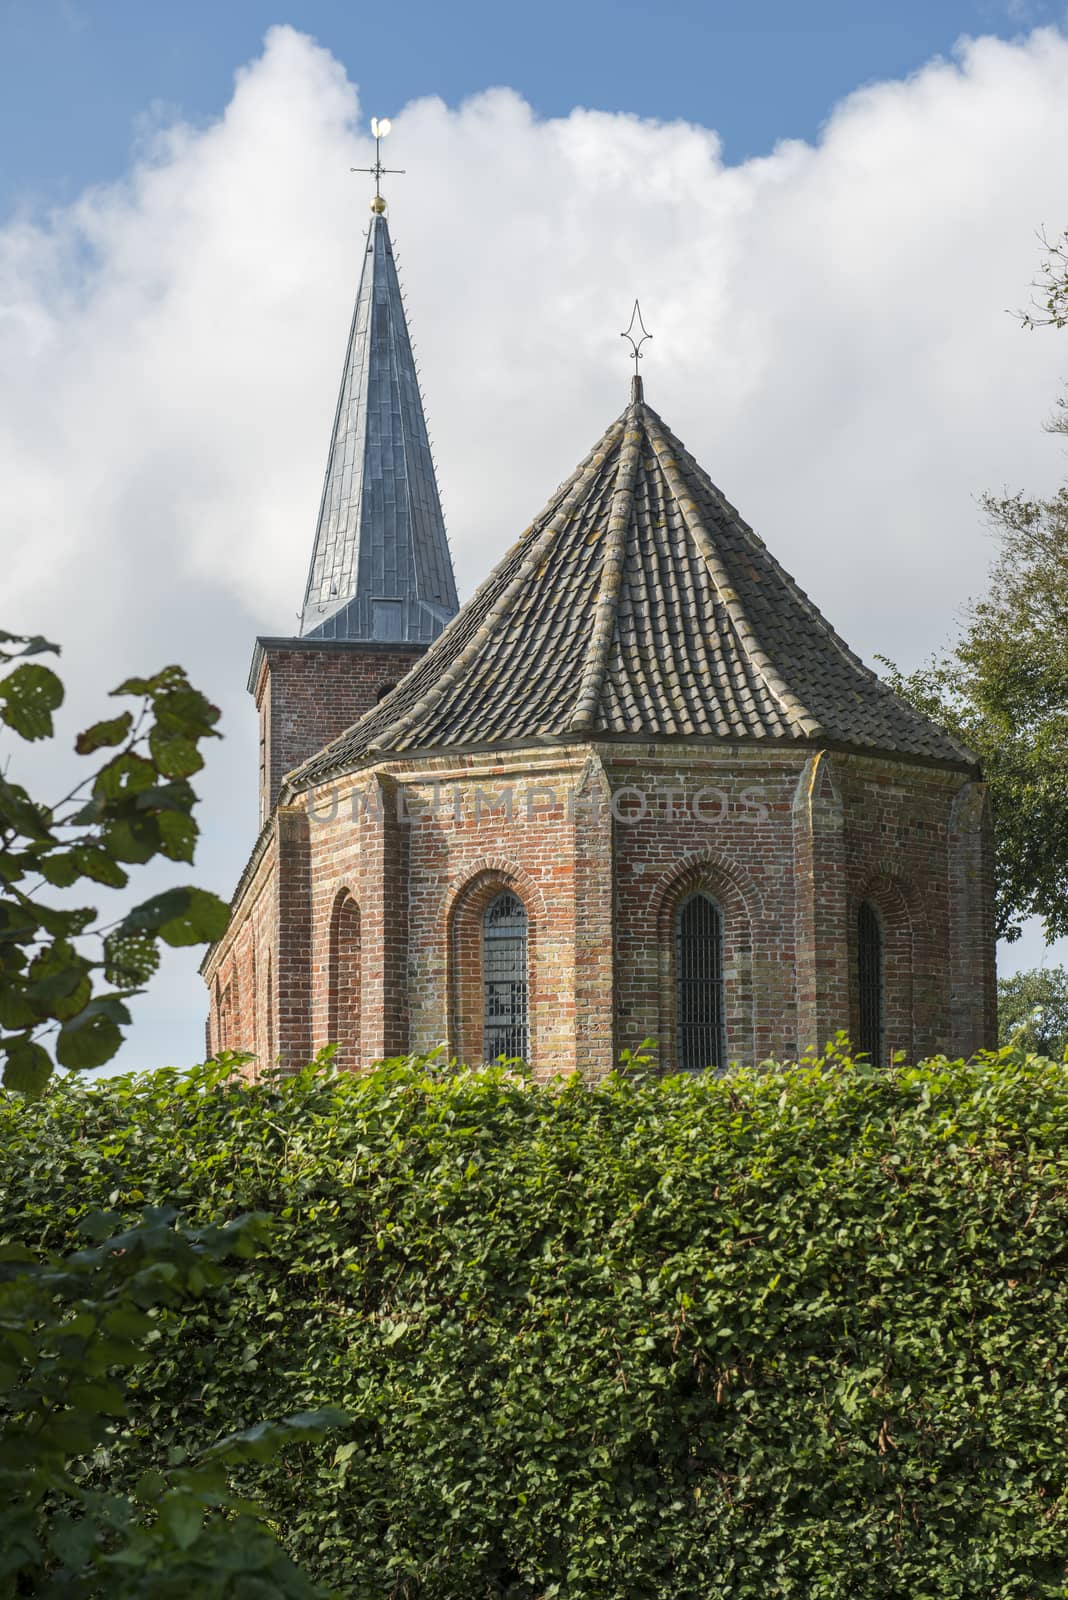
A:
[851, 870, 923, 1062]
[328, 889, 361, 1072]
[445, 861, 545, 1069]
[221, 965, 240, 1056]
[651, 852, 759, 1071]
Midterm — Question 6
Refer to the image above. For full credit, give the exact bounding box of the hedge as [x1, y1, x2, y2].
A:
[2, 1048, 1068, 1599]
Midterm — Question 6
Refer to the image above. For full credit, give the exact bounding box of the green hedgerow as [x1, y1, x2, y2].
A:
[2, 1047, 1068, 1600]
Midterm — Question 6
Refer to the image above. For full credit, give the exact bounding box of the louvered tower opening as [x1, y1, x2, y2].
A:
[676, 892, 726, 1072]
[483, 892, 529, 1062]
[858, 900, 884, 1065]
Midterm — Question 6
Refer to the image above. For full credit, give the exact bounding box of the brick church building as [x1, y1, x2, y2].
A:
[203, 182, 996, 1078]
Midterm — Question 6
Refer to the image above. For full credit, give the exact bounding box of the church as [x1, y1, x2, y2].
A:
[202, 140, 996, 1078]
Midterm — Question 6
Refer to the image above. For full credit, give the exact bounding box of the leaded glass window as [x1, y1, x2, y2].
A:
[483, 892, 528, 1061]
[858, 900, 884, 1066]
[676, 892, 726, 1072]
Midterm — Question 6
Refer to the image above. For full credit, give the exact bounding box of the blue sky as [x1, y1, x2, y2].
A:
[1, 0, 1061, 219]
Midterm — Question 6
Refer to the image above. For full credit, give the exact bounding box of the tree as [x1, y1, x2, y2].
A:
[882, 476, 1068, 941]
[997, 964, 1068, 1056]
[1020, 226, 1068, 330]
[0, 628, 230, 1095]
[884, 222, 1068, 941]
[0, 1204, 343, 1597]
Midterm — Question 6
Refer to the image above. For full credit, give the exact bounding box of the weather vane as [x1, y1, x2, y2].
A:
[620, 300, 652, 375]
[351, 116, 405, 213]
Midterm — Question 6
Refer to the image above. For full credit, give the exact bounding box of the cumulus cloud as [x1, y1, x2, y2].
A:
[3, 23, 1067, 1068]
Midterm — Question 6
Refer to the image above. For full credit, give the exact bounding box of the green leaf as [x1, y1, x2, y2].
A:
[0, 897, 38, 944]
[75, 711, 134, 755]
[0, 989, 39, 1028]
[0, 663, 65, 741]
[133, 1468, 168, 1505]
[203, 1409, 349, 1466]
[151, 682, 222, 739]
[117, 887, 229, 948]
[102, 816, 160, 864]
[36, 852, 81, 888]
[48, 1512, 98, 1570]
[68, 1379, 128, 1417]
[0, 777, 55, 842]
[2, 1035, 52, 1097]
[103, 930, 161, 988]
[157, 1490, 204, 1551]
[149, 726, 205, 778]
[157, 810, 197, 863]
[71, 845, 129, 889]
[93, 751, 156, 801]
[55, 1004, 126, 1070]
[133, 780, 197, 815]
[0, 629, 60, 661]
[27, 944, 93, 1020]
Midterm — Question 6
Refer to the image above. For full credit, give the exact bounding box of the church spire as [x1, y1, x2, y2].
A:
[299, 123, 458, 643]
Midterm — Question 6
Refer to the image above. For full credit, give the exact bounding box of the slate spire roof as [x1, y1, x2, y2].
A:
[286, 377, 972, 791]
[299, 211, 459, 643]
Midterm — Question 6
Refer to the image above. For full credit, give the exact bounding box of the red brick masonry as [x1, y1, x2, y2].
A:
[206, 694, 996, 1078]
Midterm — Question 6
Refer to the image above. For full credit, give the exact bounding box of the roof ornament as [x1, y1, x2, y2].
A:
[351, 116, 405, 214]
[620, 299, 652, 403]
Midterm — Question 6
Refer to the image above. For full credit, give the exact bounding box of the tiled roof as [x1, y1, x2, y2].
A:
[285, 380, 973, 791]
[299, 212, 458, 645]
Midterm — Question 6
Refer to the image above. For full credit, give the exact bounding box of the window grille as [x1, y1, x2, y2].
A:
[857, 900, 884, 1065]
[483, 891, 529, 1061]
[676, 892, 726, 1072]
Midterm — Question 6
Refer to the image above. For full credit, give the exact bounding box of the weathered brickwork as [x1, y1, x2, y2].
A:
[251, 639, 426, 820]
[205, 738, 996, 1080]
[206, 365, 998, 1078]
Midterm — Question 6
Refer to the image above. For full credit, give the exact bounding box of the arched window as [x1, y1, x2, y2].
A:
[857, 900, 884, 1065]
[265, 951, 274, 1068]
[375, 683, 397, 703]
[213, 977, 224, 1055]
[676, 892, 726, 1071]
[483, 891, 528, 1061]
[329, 893, 361, 1071]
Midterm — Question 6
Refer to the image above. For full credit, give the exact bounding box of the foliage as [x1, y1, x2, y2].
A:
[997, 964, 1068, 1056]
[881, 478, 1068, 941]
[3, 1048, 1068, 1598]
[0, 628, 230, 1095]
[1019, 226, 1068, 330]
[0, 1202, 344, 1597]
[883, 227, 1068, 941]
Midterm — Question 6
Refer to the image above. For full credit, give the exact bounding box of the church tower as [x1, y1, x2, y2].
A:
[249, 131, 457, 822]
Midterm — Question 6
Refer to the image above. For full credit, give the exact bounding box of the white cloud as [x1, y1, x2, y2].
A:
[2, 23, 1067, 1070]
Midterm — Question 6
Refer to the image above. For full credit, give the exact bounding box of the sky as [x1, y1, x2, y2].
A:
[2, 1, 1067, 1074]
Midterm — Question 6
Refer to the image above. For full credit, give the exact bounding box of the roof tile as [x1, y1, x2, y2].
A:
[285, 385, 973, 791]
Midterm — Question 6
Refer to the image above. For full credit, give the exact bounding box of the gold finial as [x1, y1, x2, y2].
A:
[351, 116, 405, 213]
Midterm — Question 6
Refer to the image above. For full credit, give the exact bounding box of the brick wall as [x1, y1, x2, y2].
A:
[206, 738, 996, 1079]
[251, 637, 426, 820]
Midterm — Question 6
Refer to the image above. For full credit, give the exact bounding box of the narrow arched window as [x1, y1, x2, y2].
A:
[858, 900, 884, 1066]
[265, 951, 274, 1068]
[376, 683, 397, 703]
[676, 892, 726, 1071]
[483, 891, 528, 1061]
[329, 893, 361, 1072]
